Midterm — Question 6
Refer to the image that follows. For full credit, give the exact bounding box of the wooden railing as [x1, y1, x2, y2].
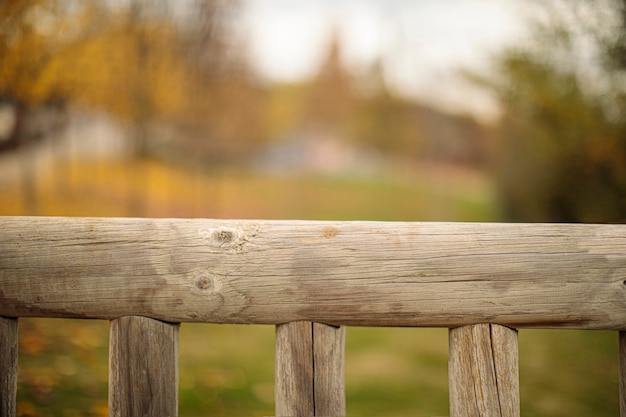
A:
[1, 216, 626, 416]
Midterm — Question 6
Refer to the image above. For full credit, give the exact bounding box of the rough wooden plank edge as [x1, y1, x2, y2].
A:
[109, 316, 179, 417]
[449, 324, 519, 417]
[0, 317, 18, 417]
[618, 332, 626, 417]
[2, 217, 626, 329]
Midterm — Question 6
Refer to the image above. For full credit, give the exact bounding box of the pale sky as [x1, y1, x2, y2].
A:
[238, 0, 529, 121]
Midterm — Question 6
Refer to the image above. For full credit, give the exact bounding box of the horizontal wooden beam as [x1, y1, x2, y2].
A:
[1, 216, 626, 329]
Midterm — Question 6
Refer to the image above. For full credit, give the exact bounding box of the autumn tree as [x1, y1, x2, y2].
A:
[0, 0, 67, 107]
[161, 0, 270, 166]
[1, 0, 265, 155]
[474, 0, 626, 222]
[0, 0, 91, 213]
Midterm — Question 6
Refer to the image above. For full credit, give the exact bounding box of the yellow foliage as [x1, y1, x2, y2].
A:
[0, 1, 199, 124]
[0, 0, 80, 104]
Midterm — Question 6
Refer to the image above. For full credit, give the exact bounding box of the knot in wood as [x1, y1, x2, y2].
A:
[194, 273, 214, 291]
[198, 227, 243, 249]
[214, 230, 234, 244]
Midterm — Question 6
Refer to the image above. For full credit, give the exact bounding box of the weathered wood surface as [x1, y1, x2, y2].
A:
[1, 216, 626, 329]
[0, 317, 17, 417]
[313, 322, 345, 416]
[109, 316, 179, 417]
[449, 324, 519, 417]
[275, 321, 345, 417]
[275, 322, 314, 416]
[618, 332, 626, 417]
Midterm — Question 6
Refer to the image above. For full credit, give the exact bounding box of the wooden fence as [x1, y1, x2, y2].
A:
[1, 216, 626, 416]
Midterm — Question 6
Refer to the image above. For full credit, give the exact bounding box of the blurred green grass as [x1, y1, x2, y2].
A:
[15, 321, 619, 416]
[0, 156, 498, 221]
[2, 156, 620, 416]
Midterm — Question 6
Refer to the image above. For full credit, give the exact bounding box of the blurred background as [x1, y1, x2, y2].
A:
[0, 0, 624, 415]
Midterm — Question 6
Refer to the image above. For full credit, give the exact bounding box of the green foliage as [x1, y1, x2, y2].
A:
[350, 90, 422, 156]
[476, 1, 626, 222]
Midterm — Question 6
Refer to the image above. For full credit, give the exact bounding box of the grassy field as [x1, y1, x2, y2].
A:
[0, 155, 498, 221]
[1, 154, 620, 416]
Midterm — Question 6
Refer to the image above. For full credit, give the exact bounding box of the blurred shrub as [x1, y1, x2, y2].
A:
[472, 0, 626, 222]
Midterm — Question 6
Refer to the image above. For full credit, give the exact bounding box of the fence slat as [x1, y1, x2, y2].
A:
[449, 323, 519, 417]
[0, 317, 17, 417]
[618, 332, 626, 417]
[313, 323, 345, 417]
[109, 316, 179, 417]
[275, 321, 345, 417]
[276, 321, 314, 417]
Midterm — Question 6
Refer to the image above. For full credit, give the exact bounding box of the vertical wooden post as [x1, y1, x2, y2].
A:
[275, 321, 345, 417]
[618, 332, 626, 417]
[109, 316, 179, 417]
[276, 321, 314, 417]
[449, 323, 519, 417]
[0, 317, 18, 417]
[313, 322, 345, 416]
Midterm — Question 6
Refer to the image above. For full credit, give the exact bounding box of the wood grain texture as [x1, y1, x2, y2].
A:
[489, 325, 519, 417]
[2, 217, 626, 329]
[0, 317, 17, 417]
[275, 322, 345, 417]
[275, 322, 314, 417]
[313, 323, 345, 417]
[449, 324, 519, 417]
[109, 316, 179, 417]
[618, 332, 626, 417]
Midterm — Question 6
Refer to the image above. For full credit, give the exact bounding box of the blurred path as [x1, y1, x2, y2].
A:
[0, 110, 130, 186]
